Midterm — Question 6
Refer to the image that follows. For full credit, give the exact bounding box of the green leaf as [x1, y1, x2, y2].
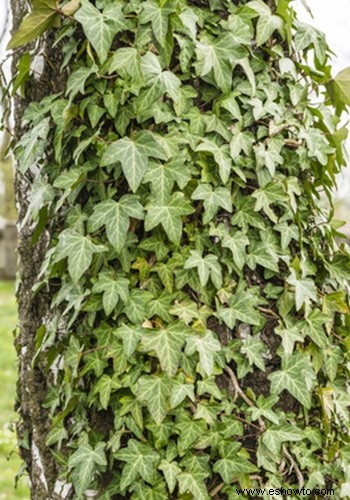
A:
[109, 47, 142, 81]
[136, 375, 171, 424]
[93, 374, 121, 410]
[7, 0, 60, 49]
[248, 395, 280, 425]
[213, 443, 257, 483]
[114, 324, 145, 358]
[88, 196, 144, 251]
[159, 460, 181, 494]
[75, 0, 129, 63]
[66, 64, 98, 98]
[140, 1, 174, 47]
[195, 139, 233, 184]
[55, 230, 106, 282]
[262, 424, 304, 456]
[92, 270, 129, 315]
[328, 66, 350, 108]
[145, 192, 194, 245]
[301, 309, 328, 347]
[116, 439, 160, 490]
[217, 291, 261, 328]
[177, 470, 210, 500]
[185, 330, 221, 377]
[287, 270, 317, 311]
[192, 184, 232, 224]
[68, 442, 107, 495]
[184, 251, 222, 289]
[195, 34, 246, 92]
[16, 118, 50, 174]
[268, 353, 316, 408]
[241, 334, 267, 371]
[101, 138, 148, 193]
[209, 224, 249, 271]
[170, 379, 195, 409]
[141, 323, 189, 376]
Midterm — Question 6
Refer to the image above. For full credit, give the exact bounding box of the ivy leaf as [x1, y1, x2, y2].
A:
[124, 290, 152, 325]
[7, 0, 60, 49]
[275, 322, 305, 355]
[145, 192, 194, 245]
[136, 375, 171, 424]
[159, 460, 181, 494]
[170, 379, 195, 409]
[114, 324, 145, 358]
[75, 0, 129, 63]
[185, 330, 221, 377]
[66, 64, 98, 98]
[192, 184, 232, 223]
[287, 270, 317, 311]
[210, 224, 249, 271]
[268, 353, 316, 408]
[116, 439, 160, 490]
[195, 34, 246, 92]
[177, 470, 210, 500]
[262, 424, 304, 456]
[55, 230, 106, 282]
[137, 53, 182, 111]
[139, 1, 174, 47]
[248, 395, 280, 425]
[109, 47, 142, 81]
[213, 443, 257, 483]
[88, 196, 144, 252]
[16, 118, 50, 174]
[102, 138, 148, 192]
[92, 271, 129, 315]
[301, 309, 328, 347]
[93, 374, 121, 410]
[68, 442, 107, 495]
[241, 334, 267, 371]
[184, 251, 222, 289]
[195, 139, 233, 184]
[141, 323, 189, 376]
[217, 291, 261, 328]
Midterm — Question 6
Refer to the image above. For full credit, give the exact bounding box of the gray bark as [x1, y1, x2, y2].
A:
[10, 2, 67, 497]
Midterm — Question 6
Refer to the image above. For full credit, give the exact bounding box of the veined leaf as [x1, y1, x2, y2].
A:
[268, 353, 316, 408]
[68, 442, 107, 495]
[75, 0, 129, 63]
[192, 184, 232, 224]
[88, 196, 144, 251]
[92, 270, 129, 315]
[145, 192, 194, 245]
[185, 330, 221, 377]
[55, 230, 106, 282]
[116, 439, 160, 490]
[184, 250, 222, 289]
[141, 323, 190, 376]
[136, 375, 171, 424]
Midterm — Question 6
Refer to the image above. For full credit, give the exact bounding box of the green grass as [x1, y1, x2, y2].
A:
[0, 281, 30, 499]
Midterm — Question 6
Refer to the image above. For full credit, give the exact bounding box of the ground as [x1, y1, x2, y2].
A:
[0, 281, 29, 499]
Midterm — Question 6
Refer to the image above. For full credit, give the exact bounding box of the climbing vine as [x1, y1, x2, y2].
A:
[5, 0, 350, 498]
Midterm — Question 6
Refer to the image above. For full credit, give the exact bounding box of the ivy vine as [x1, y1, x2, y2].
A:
[5, 0, 350, 498]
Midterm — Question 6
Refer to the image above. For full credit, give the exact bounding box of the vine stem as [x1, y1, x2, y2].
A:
[282, 445, 304, 488]
[224, 366, 265, 432]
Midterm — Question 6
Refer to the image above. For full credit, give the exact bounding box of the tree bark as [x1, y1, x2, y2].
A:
[11, 2, 67, 497]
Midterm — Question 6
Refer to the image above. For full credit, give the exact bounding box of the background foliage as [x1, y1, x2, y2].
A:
[0, 281, 29, 499]
[6, 0, 350, 498]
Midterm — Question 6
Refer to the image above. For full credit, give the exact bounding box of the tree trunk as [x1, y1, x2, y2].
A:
[8, 1, 350, 499]
[11, 2, 67, 497]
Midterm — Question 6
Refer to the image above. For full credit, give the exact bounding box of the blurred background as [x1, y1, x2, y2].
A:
[0, 0, 350, 498]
